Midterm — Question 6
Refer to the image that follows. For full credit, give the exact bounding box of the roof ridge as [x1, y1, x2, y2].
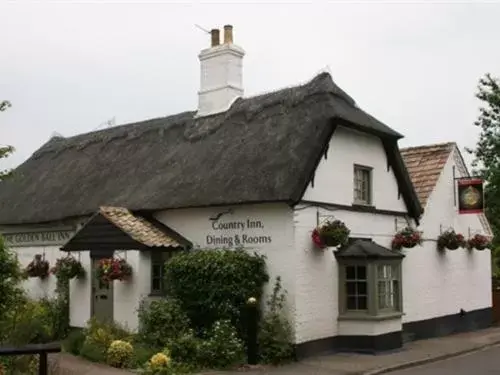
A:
[400, 141, 456, 152]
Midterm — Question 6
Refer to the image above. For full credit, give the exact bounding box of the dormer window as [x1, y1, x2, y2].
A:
[354, 165, 372, 205]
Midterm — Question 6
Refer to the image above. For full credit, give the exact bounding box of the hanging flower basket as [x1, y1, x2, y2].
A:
[25, 254, 50, 279]
[97, 258, 132, 283]
[51, 255, 85, 280]
[312, 220, 350, 248]
[437, 229, 466, 251]
[467, 234, 491, 251]
[391, 227, 423, 251]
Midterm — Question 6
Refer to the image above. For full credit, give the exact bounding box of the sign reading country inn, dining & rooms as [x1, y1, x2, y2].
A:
[206, 217, 273, 247]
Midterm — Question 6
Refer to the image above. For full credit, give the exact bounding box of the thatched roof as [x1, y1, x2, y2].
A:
[0, 72, 422, 225]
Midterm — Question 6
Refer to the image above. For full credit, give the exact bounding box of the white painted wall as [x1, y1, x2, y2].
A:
[68, 251, 91, 328]
[155, 203, 297, 327]
[15, 245, 63, 300]
[302, 126, 407, 213]
[294, 125, 410, 344]
[113, 250, 151, 332]
[402, 148, 492, 324]
[338, 318, 401, 336]
[293, 205, 407, 344]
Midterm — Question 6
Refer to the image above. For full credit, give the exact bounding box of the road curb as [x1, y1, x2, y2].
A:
[363, 341, 500, 375]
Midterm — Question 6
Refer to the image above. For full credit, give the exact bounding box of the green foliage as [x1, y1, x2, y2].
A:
[1, 298, 61, 345]
[0, 100, 14, 180]
[164, 248, 269, 336]
[80, 317, 132, 363]
[166, 329, 202, 367]
[130, 343, 157, 369]
[64, 329, 86, 355]
[258, 277, 294, 365]
[80, 340, 106, 363]
[107, 339, 134, 368]
[51, 255, 85, 280]
[0, 236, 25, 332]
[138, 298, 190, 348]
[166, 320, 244, 371]
[467, 74, 500, 251]
[198, 319, 245, 369]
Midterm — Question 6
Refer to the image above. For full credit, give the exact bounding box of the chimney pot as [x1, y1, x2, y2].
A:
[223, 25, 233, 44]
[210, 29, 220, 47]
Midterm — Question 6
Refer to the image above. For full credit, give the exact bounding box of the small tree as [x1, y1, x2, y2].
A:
[466, 74, 500, 270]
[0, 100, 14, 181]
[0, 236, 25, 339]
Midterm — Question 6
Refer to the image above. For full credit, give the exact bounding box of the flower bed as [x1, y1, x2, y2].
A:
[391, 227, 423, 250]
[437, 229, 466, 251]
[312, 220, 350, 248]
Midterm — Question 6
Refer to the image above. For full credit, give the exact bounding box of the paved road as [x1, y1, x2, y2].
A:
[390, 345, 500, 375]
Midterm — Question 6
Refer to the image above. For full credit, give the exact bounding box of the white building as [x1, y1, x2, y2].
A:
[0, 26, 492, 357]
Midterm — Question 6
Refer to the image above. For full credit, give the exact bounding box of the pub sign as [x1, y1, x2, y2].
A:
[457, 178, 484, 214]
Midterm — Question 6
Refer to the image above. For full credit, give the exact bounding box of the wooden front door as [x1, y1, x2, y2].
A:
[91, 258, 114, 323]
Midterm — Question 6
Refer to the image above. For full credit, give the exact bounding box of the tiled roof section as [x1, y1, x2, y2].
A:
[99, 206, 181, 248]
[400, 142, 455, 208]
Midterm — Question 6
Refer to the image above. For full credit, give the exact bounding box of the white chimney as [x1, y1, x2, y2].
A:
[197, 25, 245, 117]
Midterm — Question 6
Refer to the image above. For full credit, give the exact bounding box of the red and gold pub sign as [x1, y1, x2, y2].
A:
[457, 178, 484, 214]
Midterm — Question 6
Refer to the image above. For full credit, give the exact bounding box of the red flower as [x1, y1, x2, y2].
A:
[311, 228, 326, 249]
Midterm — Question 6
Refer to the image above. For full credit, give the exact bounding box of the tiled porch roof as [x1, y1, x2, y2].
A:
[99, 206, 181, 248]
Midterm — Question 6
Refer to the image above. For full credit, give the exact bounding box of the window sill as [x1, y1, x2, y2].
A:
[147, 292, 166, 298]
[338, 311, 403, 322]
[351, 203, 376, 212]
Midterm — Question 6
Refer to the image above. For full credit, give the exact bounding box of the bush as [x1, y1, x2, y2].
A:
[198, 320, 245, 369]
[64, 329, 86, 355]
[258, 277, 294, 365]
[130, 343, 157, 369]
[3, 298, 58, 345]
[107, 340, 134, 368]
[167, 329, 202, 366]
[0, 235, 25, 338]
[138, 298, 190, 348]
[80, 317, 132, 363]
[145, 351, 173, 375]
[164, 249, 269, 337]
[80, 340, 106, 363]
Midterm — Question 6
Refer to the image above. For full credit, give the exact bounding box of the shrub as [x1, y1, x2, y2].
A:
[80, 340, 106, 363]
[198, 320, 245, 369]
[3, 298, 57, 345]
[145, 351, 173, 375]
[80, 317, 132, 363]
[0, 235, 25, 333]
[164, 249, 269, 337]
[167, 329, 202, 366]
[138, 298, 190, 348]
[130, 343, 157, 369]
[107, 340, 134, 368]
[258, 277, 294, 365]
[64, 329, 86, 355]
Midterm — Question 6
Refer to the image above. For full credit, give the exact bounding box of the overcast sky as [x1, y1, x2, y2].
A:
[1, 0, 499, 170]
